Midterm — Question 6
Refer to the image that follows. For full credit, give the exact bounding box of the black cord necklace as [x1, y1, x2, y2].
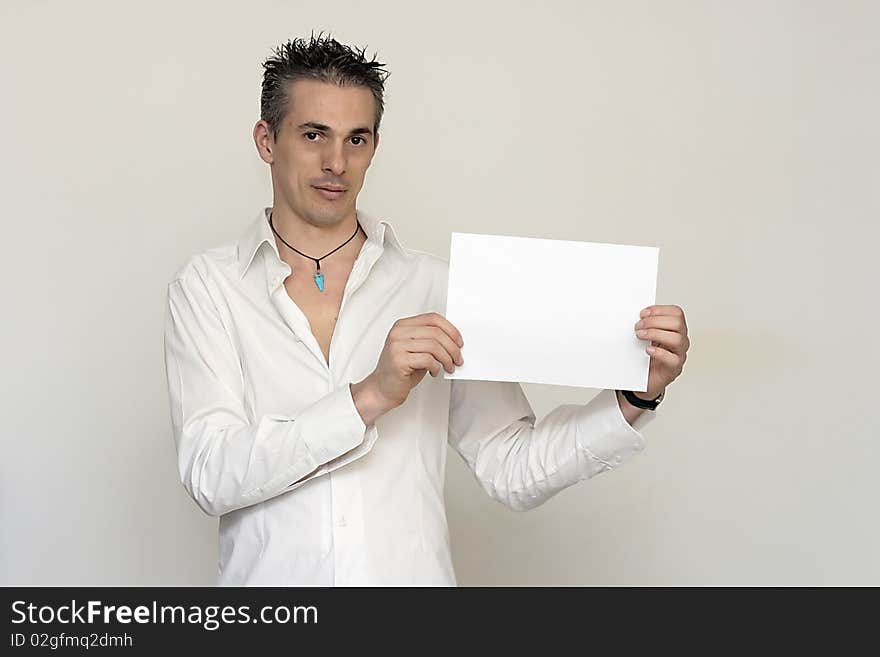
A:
[269, 212, 363, 292]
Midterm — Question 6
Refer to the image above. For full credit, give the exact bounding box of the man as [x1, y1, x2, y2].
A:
[163, 34, 690, 586]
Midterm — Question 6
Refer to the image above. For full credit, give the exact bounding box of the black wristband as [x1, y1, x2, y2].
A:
[620, 389, 664, 410]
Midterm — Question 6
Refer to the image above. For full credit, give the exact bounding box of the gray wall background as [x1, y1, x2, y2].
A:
[2, 0, 877, 585]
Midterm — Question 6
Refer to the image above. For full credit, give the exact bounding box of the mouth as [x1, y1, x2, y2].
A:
[313, 186, 346, 200]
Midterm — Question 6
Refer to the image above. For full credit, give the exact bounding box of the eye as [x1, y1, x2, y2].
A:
[304, 132, 321, 141]
[350, 136, 366, 146]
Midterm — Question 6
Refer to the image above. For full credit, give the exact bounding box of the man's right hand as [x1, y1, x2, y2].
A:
[350, 312, 464, 425]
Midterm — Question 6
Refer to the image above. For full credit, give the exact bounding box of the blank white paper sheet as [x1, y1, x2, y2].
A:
[444, 232, 659, 391]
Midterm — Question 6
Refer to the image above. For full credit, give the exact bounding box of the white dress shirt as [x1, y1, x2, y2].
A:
[163, 206, 657, 586]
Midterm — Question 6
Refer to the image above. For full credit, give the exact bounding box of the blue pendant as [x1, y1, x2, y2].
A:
[314, 271, 325, 292]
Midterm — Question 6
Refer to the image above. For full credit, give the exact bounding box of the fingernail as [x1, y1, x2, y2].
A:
[641, 309, 651, 317]
[637, 329, 647, 337]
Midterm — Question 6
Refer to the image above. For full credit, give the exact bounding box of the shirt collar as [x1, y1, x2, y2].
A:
[237, 206, 410, 279]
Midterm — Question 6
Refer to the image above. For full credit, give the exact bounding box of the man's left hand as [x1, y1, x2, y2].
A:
[634, 304, 689, 400]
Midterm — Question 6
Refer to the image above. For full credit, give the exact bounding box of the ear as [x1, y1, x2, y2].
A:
[253, 120, 274, 164]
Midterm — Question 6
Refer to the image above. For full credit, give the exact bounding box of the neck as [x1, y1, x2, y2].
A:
[270, 203, 363, 261]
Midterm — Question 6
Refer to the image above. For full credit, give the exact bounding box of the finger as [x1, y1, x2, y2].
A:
[646, 344, 685, 370]
[397, 312, 464, 348]
[403, 338, 457, 374]
[635, 314, 687, 333]
[641, 304, 683, 316]
[635, 327, 686, 355]
[410, 352, 443, 378]
[641, 305, 686, 324]
[398, 325, 463, 365]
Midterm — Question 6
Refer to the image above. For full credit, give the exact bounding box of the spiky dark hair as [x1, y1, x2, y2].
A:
[260, 32, 390, 141]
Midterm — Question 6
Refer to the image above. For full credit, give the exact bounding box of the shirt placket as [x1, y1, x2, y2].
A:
[322, 244, 378, 585]
[267, 238, 384, 585]
[329, 243, 386, 585]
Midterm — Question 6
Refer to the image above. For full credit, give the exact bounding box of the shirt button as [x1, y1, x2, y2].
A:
[336, 516, 347, 528]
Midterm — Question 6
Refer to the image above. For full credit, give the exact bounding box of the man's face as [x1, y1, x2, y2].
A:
[263, 78, 379, 228]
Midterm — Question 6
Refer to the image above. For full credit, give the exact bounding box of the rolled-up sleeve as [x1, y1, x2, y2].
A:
[163, 274, 378, 517]
[447, 379, 656, 512]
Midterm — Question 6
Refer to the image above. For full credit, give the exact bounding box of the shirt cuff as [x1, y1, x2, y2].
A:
[574, 387, 655, 469]
[299, 384, 372, 464]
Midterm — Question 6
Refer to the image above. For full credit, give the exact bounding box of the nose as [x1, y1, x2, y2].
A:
[322, 139, 346, 176]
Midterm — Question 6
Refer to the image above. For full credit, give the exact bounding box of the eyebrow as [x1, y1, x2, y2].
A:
[297, 121, 373, 137]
